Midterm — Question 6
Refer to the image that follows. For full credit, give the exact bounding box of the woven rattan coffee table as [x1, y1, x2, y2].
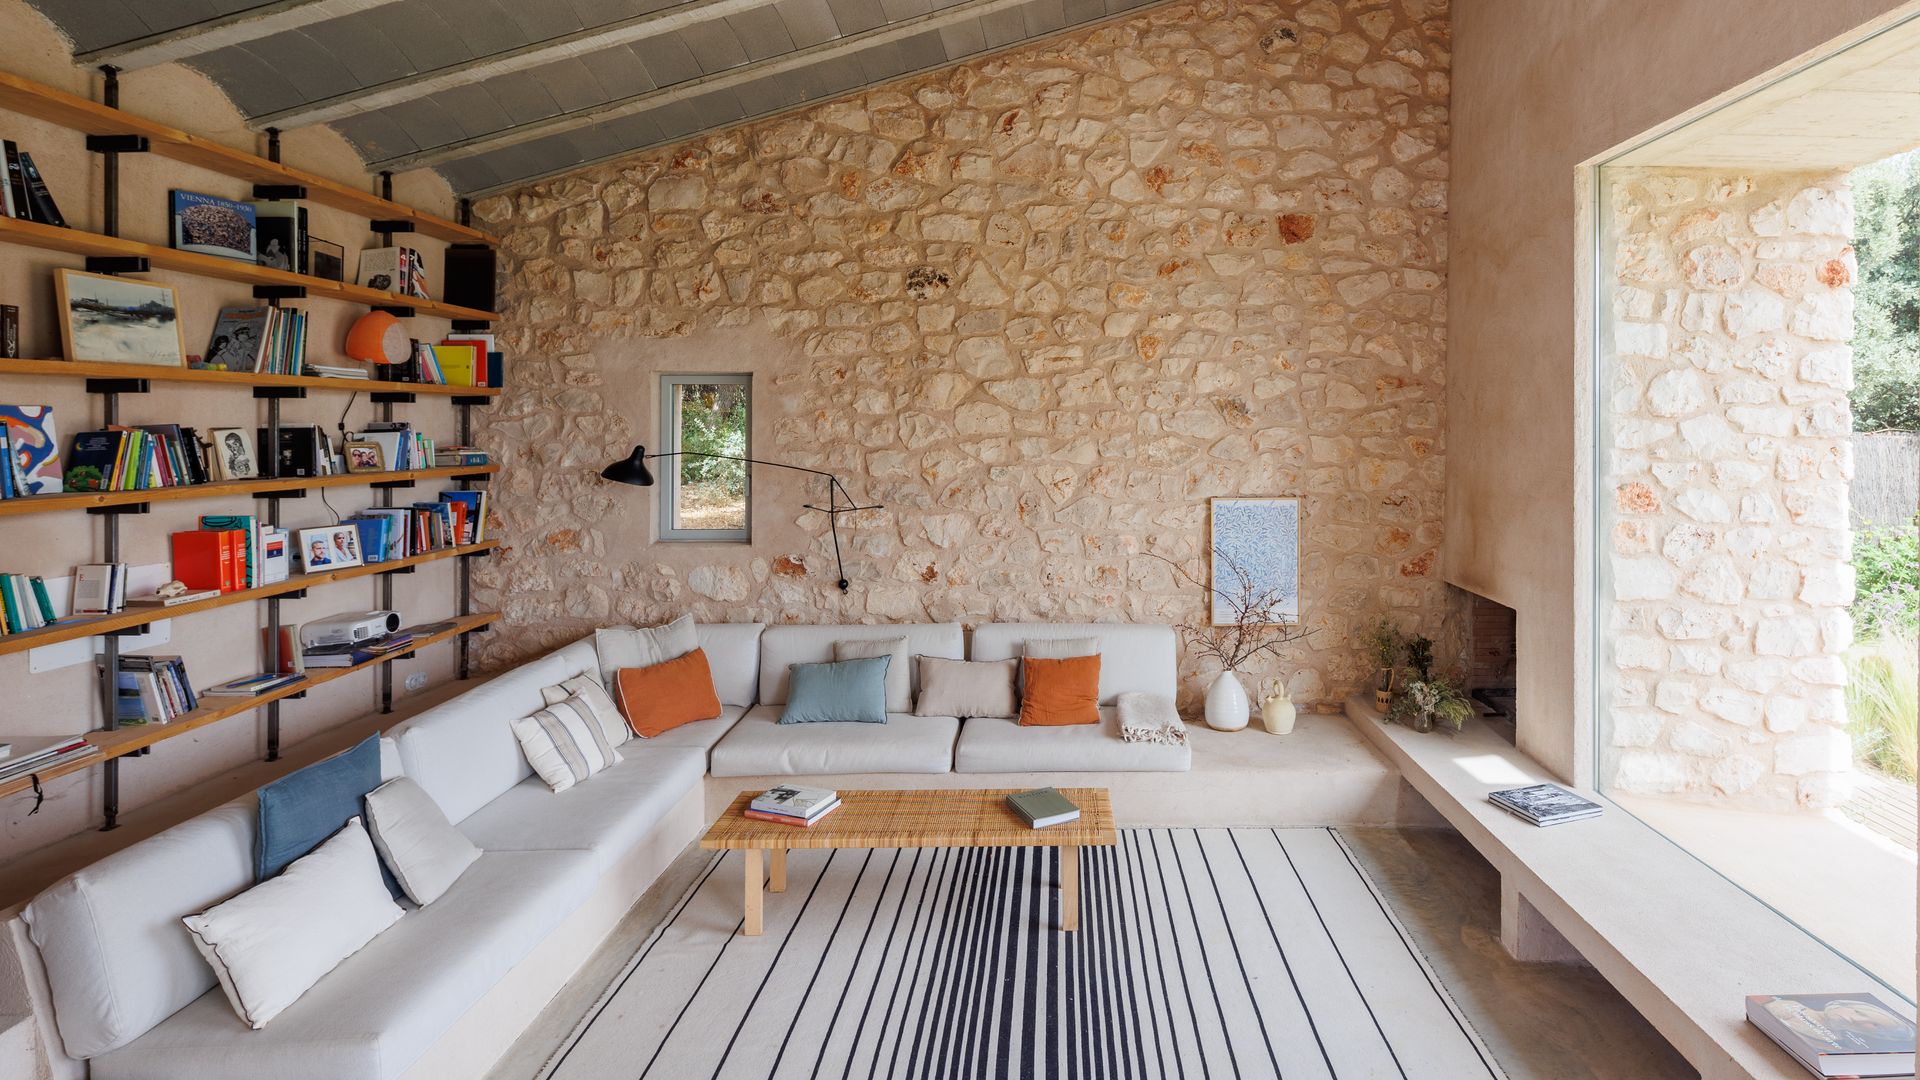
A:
[700, 788, 1115, 935]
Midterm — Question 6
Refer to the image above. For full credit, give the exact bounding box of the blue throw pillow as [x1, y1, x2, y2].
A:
[780, 657, 890, 724]
[256, 734, 387, 889]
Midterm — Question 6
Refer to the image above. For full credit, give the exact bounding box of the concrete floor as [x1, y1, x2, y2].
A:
[490, 826, 1693, 1080]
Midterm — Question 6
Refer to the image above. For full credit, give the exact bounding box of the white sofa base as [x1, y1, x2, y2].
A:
[398, 781, 706, 1080]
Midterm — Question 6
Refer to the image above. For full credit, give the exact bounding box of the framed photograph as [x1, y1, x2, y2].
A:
[1207, 496, 1301, 626]
[344, 441, 386, 474]
[208, 427, 256, 481]
[297, 525, 363, 573]
[170, 190, 256, 261]
[309, 238, 345, 282]
[55, 269, 186, 366]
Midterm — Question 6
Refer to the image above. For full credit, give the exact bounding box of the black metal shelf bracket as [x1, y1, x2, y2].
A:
[452, 472, 491, 483]
[85, 503, 149, 516]
[253, 184, 306, 200]
[253, 285, 307, 301]
[370, 478, 415, 489]
[379, 564, 417, 576]
[85, 256, 149, 275]
[370, 219, 415, 234]
[372, 305, 417, 318]
[84, 377, 149, 395]
[255, 488, 307, 500]
[103, 623, 152, 637]
[84, 134, 148, 155]
[459, 548, 493, 559]
[450, 319, 489, 333]
[279, 588, 308, 600]
[252, 386, 306, 400]
[370, 391, 416, 404]
[451, 395, 491, 407]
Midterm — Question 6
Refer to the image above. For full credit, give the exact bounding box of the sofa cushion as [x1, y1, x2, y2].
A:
[640, 703, 747, 753]
[511, 695, 623, 793]
[24, 799, 256, 1060]
[255, 734, 382, 883]
[694, 623, 764, 708]
[969, 623, 1177, 705]
[914, 656, 1017, 718]
[956, 709, 1193, 772]
[455, 747, 708, 870]
[364, 778, 480, 906]
[593, 614, 696, 688]
[758, 624, 962, 705]
[615, 647, 723, 737]
[89, 849, 598, 1080]
[1024, 636, 1100, 659]
[184, 819, 404, 1030]
[392, 636, 599, 823]
[1019, 655, 1102, 726]
[710, 705, 958, 776]
[539, 673, 630, 749]
[781, 657, 889, 725]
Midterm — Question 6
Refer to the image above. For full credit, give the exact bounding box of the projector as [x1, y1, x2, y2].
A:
[301, 611, 401, 649]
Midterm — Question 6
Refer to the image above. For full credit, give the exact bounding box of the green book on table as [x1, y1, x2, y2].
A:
[1007, 787, 1080, 829]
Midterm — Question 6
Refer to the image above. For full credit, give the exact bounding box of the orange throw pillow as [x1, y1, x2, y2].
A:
[615, 647, 722, 738]
[1019, 655, 1101, 726]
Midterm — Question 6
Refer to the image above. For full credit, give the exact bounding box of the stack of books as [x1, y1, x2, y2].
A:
[1487, 784, 1603, 827]
[1747, 993, 1915, 1078]
[202, 672, 305, 698]
[303, 632, 414, 669]
[745, 785, 840, 827]
[64, 425, 212, 492]
[109, 654, 199, 723]
[199, 306, 308, 374]
[0, 140, 67, 225]
[0, 735, 98, 785]
[0, 572, 57, 631]
[1007, 787, 1081, 829]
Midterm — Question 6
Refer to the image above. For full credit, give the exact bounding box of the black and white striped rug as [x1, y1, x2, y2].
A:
[540, 829, 1504, 1079]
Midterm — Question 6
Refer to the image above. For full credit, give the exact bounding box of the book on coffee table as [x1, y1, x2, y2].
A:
[1007, 787, 1080, 829]
[748, 785, 840, 825]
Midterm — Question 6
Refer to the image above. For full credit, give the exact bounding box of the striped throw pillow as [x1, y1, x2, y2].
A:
[540, 672, 630, 749]
[511, 695, 623, 792]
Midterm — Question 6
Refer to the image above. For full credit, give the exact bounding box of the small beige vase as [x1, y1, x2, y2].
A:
[1260, 689, 1297, 735]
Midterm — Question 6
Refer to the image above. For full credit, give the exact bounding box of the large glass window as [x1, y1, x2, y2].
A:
[659, 374, 750, 542]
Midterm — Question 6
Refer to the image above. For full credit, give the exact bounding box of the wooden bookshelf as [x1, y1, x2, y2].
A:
[0, 464, 496, 518]
[0, 357, 501, 397]
[0, 71, 493, 246]
[0, 612, 499, 800]
[0, 217, 496, 322]
[0, 540, 499, 657]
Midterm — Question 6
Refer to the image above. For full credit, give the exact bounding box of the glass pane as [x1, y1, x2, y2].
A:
[672, 382, 748, 531]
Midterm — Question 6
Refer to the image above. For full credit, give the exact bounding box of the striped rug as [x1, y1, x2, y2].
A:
[540, 828, 1505, 1079]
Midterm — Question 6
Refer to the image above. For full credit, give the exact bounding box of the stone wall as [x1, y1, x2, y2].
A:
[470, 0, 1453, 712]
[1603, 169, 1856, 808]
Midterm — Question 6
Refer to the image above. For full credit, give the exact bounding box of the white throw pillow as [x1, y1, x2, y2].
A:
[182, 818, 403, 1029]
[595, 614, 696, 688]
[834, 637, 910, 713]
[1024, 636, 1100, 659]
[363, 778, 480, 905]
[512, 694, 623, 792]
[540, 671, 630, 748]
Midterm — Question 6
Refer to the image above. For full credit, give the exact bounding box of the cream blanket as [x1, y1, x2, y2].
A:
[1117, 692, 1187, 746]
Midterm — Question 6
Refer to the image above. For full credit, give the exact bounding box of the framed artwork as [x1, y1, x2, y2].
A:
[208, 428, 256, 481]
[1207, 496, 1301, 626]
[297, 525, 363, 573]
[344, 441, 386, 474]
[55, 269, 186, 366]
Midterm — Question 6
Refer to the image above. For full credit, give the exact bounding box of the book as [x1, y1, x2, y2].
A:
[203, 307, 271, 372]
[71, 563, 124, 616]
[744, 805, 839, 827]
[251, 200, 306, 272]
[170, 532, 233, 593]
[750, 785, 839, 819]
[1747, 993, 1916, 1078]
[203, 673, 305, 697]
[127, 588, 219, 608]
[2, 141, 26, 220]
[1006, 787, 1081, 829]
[0, 405, 60, 494]
[0, 737, 96, 782]
[1487, 784, 1604, 826]
[171, 190, 256, 261]
[18, 151, 65, 227]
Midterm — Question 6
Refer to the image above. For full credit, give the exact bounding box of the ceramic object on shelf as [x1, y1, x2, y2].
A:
[1260, 688, 1297, 735]
[1204, 670, 1250, 731]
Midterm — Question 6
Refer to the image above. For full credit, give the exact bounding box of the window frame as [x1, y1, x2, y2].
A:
[657, 372, 752, 543]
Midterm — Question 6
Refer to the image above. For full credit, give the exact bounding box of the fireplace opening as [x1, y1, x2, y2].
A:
[1463, 591, 1517, 745]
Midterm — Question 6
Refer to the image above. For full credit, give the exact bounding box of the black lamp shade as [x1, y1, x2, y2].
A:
[601, 444, 655, 486]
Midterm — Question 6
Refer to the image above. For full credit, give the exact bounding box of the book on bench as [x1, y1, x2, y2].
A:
[1007, 787, 1080, 829]
[1747, 993, 1915, 1078]
[747, 785, 840, 826]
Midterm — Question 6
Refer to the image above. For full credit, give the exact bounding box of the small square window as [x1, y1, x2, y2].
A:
[659, 374, 750, 541]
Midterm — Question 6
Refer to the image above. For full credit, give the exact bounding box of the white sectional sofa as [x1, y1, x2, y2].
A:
[6, 621, 1188, 1080]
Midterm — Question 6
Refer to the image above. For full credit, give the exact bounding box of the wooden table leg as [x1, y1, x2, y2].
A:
[769, 847, 787, 893]
[744, 848, 763, 936]
[1061, 845, 1079, 932]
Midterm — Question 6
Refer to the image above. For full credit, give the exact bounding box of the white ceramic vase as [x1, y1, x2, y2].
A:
[1204, 670, 1251, 731]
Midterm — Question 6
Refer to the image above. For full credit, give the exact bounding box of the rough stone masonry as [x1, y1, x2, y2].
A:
[471, 0, 1453, 713]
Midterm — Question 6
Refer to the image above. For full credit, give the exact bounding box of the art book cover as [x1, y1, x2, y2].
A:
[64, 430, 122, 491]
[203, 307, 271, 371]
[1747, 994, 1915, 1077]
[170, 190, 256, 261]
[1487, 783, 1602, 819]
[0, 405, 60, 494]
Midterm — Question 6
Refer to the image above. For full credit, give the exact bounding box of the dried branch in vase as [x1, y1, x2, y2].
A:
[1150, 550, 1315, 671]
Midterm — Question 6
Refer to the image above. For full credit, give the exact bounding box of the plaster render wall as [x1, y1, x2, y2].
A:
[471, 0, 1455, 714]
[1444, 0, 1914, 783]
[1602, 169, 1856, 810]
[0, 0, 467, 867]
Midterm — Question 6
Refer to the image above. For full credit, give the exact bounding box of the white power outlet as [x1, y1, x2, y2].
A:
[404, 673, 429, 693]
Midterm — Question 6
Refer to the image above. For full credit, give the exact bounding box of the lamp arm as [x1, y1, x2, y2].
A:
[644, 450, 881, 593]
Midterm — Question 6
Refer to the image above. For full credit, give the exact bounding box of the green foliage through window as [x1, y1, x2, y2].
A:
[1854, 515, 1919, 640]
[1851, 149, 1920, 433]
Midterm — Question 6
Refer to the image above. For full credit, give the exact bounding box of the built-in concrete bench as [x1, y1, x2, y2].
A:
[1343, 695, 1915, 1080]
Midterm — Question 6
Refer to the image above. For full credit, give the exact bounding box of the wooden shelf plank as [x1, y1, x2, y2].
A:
[0, 72, 493, 247]
[0, 540, 499, 657]
[0, 464, 496, 518]
[0, 217, 498, 322]
[0, 612, 499, 801]
[0, 357, 501, 397]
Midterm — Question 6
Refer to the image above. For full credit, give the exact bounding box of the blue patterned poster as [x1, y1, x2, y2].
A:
[1208, 497, 1300, 626]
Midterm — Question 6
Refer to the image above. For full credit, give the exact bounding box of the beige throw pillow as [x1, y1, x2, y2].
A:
[594, 614, 696, 689]
[540, 672, 629, 748]
[1023, 636, 1100, 659]
[914, 656, 1018, 719]
[833, 637, 910, 713]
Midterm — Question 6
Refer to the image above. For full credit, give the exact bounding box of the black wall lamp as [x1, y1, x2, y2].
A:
[600, 445, 882, 593]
